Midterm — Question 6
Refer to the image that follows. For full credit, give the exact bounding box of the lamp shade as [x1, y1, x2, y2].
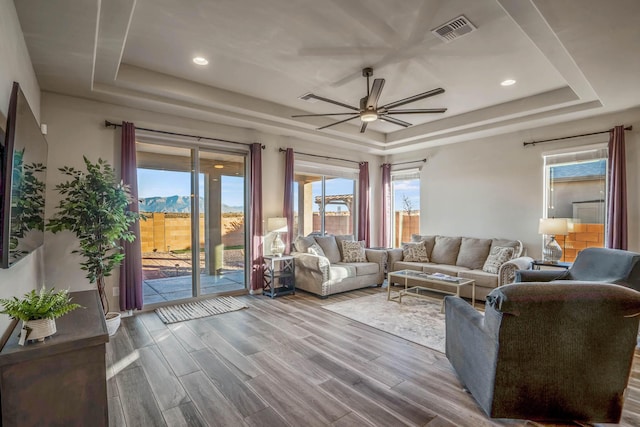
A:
[538, 218, 568, 236]
[267, 217, 288, 233]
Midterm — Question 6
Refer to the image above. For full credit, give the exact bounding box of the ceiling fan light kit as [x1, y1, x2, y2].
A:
[292, 67, 447, 133]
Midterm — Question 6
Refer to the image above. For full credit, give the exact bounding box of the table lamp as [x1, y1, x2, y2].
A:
[267, 217, 288, 257]
[538, 218, 568, 263]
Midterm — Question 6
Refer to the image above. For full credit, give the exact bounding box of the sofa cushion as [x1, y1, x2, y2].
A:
[335, 234, 355, 260]
[338, 262, 379, 276]
[411, 234, 437, 258]
[342, 240, 366, 262]
[314, 235, 341, 263]
[394, 261, 429, 272]
[402, 242, 429, 262]
[307, 242, 326, 257]
[293, 235, 316, 253]
[482, 246, 515, 274]
[422, 263, 470, 275]
[329, 264, 356, 280]
[456, 237, 492, 269]
[491, 239, 521, 258]
[430, 236, 462, 265]
[458, 269, 499, 289]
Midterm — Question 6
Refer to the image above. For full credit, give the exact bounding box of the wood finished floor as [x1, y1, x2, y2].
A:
[106, 286, 640, 427]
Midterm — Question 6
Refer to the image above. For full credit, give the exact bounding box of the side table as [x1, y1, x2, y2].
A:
[531, 260, 572, 270]
[263, 255, 295, 298]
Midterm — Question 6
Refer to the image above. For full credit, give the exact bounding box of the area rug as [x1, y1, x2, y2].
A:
[322, 292, 456, 353]
[155, 296, 248, 324]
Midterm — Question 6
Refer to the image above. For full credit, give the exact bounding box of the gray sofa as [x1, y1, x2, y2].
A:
[388, 234, 532, 301]
[445, 282, 640, 422]
[291, 234, 387, 298]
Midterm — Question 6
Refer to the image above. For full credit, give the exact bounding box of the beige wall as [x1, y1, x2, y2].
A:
[387, 108, 640, 259]
[0, 0, 43, 336]
[41, 92, 381, 309]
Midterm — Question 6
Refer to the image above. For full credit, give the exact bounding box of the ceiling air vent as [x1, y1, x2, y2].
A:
[431, 15, 476, 42]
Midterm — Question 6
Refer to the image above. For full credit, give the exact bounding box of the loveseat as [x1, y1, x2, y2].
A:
[387, 234, 532, 301]
[291, 234, 387, 297]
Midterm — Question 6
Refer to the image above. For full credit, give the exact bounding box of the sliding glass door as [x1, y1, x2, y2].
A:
[136, 142, 247, 305]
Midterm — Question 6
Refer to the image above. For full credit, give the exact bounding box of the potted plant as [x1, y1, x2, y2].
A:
[46, 157, 140, 335]
[0, 287, 81, 343]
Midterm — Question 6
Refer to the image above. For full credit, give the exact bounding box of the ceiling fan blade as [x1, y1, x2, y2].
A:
[379, 115, 412, 128]
[380, 88, 445, 110]
[366, 78, 385, 109]
[360, 122, 368, 133]
[317, 115, 359, 130]
[385, 108, 447, 114]
[292, 112, 363, 118]
[302, 94, 359, 111]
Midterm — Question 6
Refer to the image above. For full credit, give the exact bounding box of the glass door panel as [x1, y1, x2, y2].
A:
[198, 149, 247, 295]
[136, 143, 195, 304]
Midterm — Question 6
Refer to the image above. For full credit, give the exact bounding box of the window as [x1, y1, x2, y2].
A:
[391, 169, 421, 247]
[543, 146, 608, 262]
[293, 162, 358, 237]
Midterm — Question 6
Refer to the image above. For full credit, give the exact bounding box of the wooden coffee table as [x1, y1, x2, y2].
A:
[387, 269, 476, 309]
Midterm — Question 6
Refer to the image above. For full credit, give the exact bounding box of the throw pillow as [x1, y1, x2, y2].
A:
[307, 242, 326, 258]
[482, 246, 515, 274]
[402, 242, 429, 262]
[342, 240, 367, 263]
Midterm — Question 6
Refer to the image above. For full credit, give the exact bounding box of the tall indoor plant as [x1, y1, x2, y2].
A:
[47, 157, 140, 318]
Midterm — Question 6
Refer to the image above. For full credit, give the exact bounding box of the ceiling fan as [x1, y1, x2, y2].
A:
[292, 67, 447, 133]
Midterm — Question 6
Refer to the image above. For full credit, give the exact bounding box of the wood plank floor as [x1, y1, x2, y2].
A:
[106, 286, 640, 427]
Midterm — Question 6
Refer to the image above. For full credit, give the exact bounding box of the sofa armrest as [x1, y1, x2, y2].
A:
[387, 248, 404, 272]
[365, 248, 387, 266]
[498, 256, 534, 286]
[444, 296, 499, 403]
[291, 252, 330, 283]
[515, 269, 566, 282]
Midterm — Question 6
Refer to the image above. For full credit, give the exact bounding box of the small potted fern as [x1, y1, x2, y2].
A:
[0, 288, 82, 344]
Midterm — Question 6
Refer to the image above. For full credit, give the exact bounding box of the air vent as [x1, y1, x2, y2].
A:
[432, 15, 476, 42]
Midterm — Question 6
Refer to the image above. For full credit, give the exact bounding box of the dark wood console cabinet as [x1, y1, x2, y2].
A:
[0, 290, 109, 426]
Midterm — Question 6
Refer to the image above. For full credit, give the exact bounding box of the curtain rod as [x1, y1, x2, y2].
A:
[523, 125, 632, 147]
[279, 148, 362, 165]
[383, 159, 427, 167]
[104, 120, 265, 149]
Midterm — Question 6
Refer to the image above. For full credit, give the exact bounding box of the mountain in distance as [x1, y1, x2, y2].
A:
[139, 196, 243, 213]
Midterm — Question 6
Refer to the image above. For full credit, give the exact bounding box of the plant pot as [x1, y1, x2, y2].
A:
[24, 318, 56, 342]
[105, 312, 121, 336]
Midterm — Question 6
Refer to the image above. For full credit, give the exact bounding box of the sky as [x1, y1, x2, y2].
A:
[137, 169, 420, 212]
[137, 168, 245, 207]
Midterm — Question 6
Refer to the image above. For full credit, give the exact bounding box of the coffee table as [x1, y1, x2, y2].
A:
[387, 269, 476, 309]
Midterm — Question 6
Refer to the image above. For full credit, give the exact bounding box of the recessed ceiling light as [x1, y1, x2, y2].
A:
[214, 164, 224, 169]
[501, 79, 516, 86]
[193, 57, 209, 65]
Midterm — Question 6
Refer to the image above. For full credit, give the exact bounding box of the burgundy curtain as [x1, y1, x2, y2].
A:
[283, 148, 294, 254]
[119, 121, 143, 311]
[250, 143, 264, 291]
[358, 162, 370, 246]
[380, 163, 392, 248]
[606, 125, 628, 249]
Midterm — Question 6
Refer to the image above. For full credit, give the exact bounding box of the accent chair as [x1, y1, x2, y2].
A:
[516, 247, 640, 291]
[445, 282, 640, 423]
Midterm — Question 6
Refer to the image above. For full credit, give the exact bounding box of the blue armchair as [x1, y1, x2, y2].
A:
[445, 282, 640, 422]
[516, 247, 640, 291]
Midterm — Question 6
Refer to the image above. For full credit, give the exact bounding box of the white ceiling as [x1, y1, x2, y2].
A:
[14, 0, 640, 154]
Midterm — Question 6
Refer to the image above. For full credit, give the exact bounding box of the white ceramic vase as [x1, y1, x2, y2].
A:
[105, 312, 121, 336]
